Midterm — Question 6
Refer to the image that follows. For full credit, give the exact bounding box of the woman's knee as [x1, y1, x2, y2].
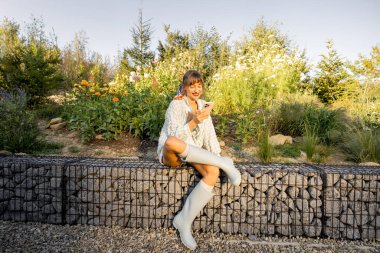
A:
[164, 136, 179, 151]
[205, 166, 220, 179]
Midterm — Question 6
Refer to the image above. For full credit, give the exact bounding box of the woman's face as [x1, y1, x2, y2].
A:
[184, 82, 203, 102]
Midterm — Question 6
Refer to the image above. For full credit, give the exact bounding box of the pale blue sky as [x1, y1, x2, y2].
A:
[1, 0, 379, 64]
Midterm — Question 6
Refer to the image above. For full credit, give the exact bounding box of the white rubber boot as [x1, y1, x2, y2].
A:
[173, 180, 214, 250]
[184, 145, 241, 186]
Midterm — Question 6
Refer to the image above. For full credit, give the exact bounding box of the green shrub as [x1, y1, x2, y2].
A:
[64, 81, 172, 142]
[214, 115, 229, 138]
[342, 127, 380, 163]
[235, 114, 257, 145]
[0, 88, 61, 153]
[273, 102, 348, 145]
[257, 127, 273, 163]
[34, 103, 65, 119]
[303, 124, 318, 161]
[274, 144, 301, 158]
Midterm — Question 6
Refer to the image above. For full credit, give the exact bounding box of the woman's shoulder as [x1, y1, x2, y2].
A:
[168, 98, 186, 109]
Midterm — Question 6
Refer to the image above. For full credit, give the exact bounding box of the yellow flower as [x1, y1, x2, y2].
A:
[87, 83, 94, 87]
[103, 83, 108, 87]
[101, 94, 106, 97]
[85, 94, 90, 97]
[113, 97, 119, 102]
[81, 80, 88, 86]
[94, 92, 101, 96]
[123, 91, 128, 96]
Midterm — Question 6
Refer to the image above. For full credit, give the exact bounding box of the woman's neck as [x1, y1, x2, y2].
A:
[185, 96, 198, 110]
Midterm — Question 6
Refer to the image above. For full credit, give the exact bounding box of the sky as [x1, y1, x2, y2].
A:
[1, 0, 379, 65]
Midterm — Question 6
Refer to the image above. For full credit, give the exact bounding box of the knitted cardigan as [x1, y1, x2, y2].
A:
[157, 97, 221, 160]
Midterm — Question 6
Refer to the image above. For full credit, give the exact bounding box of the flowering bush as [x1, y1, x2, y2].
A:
[208, 22, 309, 115]
[64, 79, 172, 142]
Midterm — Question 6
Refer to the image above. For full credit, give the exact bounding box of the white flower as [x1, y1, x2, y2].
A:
[271, 84, 275, 88]
[300, 73, 307, 81]
[172, 58, 176, 62]
[144, 73, 150, 79]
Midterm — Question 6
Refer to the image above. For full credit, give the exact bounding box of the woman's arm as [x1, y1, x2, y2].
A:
[165, 100, 193, 141]
[202, 116, 221, 156]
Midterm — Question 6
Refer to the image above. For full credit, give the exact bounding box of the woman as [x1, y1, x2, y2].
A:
[157, 70, 241, 250]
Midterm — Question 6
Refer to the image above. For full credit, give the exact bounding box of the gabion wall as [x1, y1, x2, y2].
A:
[0, 156, 379, 240]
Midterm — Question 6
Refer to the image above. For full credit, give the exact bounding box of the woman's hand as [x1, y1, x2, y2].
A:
[188, 108, 211, 125]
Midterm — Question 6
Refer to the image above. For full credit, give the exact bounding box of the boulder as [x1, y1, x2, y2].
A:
[47, 117, 63, 128]
[269, 134, 293, 146]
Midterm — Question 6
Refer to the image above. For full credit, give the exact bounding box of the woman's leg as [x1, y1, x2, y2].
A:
[162, 136, 187, 167]
[162, 137, 220, 186]
[191, 164, 219, 186]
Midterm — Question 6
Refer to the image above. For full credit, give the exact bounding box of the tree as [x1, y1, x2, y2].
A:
[189, 25, 231, 79]
[312, 40, 357, 104]
[126, 10, 154, 72]
[0, 18, 24, 90]
[352, 45, 380, 107]
[0, 17, 62, 103]
[157, 25, 190, 61]
[60, 31, 90, 86]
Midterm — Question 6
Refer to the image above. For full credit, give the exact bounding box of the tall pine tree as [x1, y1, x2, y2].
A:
[313, 40, 356, 104]
[126, 10, 154, 72]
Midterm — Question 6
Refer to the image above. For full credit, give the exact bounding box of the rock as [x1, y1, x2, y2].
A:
[326, 174, 340, 187]
[269, 134, 293, 146]
[340, 208, 355, 226]
[342, 226, 361, 239]
[95, 134, 104, 140]
[47, 214, 62, 224]
[67, 132, 78, 138]
[324, 187, 340, 199]
[275, 213, 292, 225]
[359, 162, 380, 166]
[253, 174, 274, 192]
[8, 198, 23, 211]
[287, 186, 299, 198]
[303, 219, 322, 237]
[361, 225, 377, 239]
[66, 207, 79, 224]
[219, 140, 225, 147]
[0, 150, 12, 156]
[49, 122, 67, 130]
[324, 200, 341, 216]
[47, 117, 63, 128]
[282, 173, 307, 187]
[0, 189, 14, 201]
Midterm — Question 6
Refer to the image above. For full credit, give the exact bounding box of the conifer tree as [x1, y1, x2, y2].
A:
[313, 40, 356, 104]
[126, 10, 154, 72]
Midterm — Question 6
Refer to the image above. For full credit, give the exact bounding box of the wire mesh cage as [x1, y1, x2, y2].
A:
[1, 156, 379, 240]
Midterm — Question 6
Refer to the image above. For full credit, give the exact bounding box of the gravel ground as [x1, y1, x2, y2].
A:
[0, 221, 379, 253]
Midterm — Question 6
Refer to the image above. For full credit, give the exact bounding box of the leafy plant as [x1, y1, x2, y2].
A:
[0, 88, 61, 153]
[303, 124, 318, 161]
[64, 80, 172, 142]
[273, 101, 348, 145]
[274, 144, 301, 158]
[68, 146, 80, 153]
[342, 126, 380, 163]
[235, 114, 256, 145]
[257, 126, 273, 163]
[214, 115, 229, 138]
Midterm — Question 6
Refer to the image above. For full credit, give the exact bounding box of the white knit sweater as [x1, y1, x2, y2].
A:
[157, 97, 221, 160]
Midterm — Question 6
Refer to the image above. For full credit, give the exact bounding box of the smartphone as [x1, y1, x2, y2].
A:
[204, 102, 214, 109]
